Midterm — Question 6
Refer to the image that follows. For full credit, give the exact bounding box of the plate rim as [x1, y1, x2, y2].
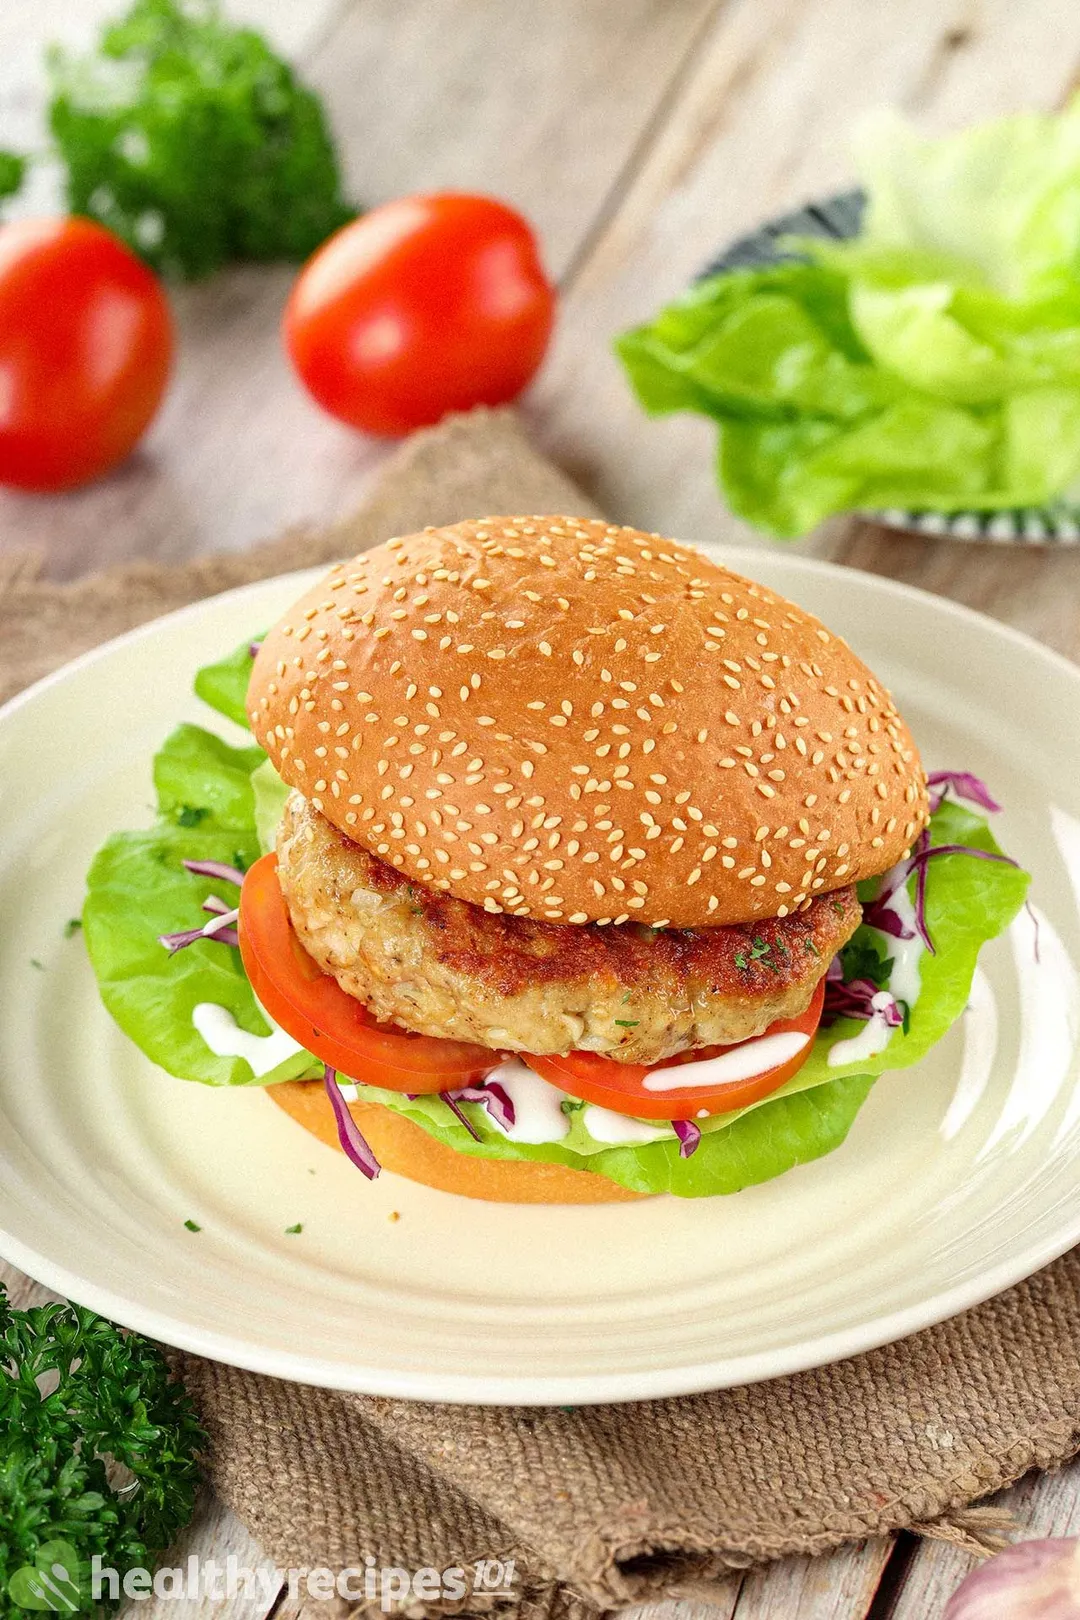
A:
[1, 548, 1078, 1404]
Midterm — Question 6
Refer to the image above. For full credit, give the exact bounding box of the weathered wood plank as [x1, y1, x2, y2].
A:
[306, 0, 722, 282]
[616, 1538, 894, 1620]
[0, 0, 719, 579]
[890, 1459, 1080, 1620]
[731, 1540, 894, 1620]
[532, 0, 1080, 566]
[618, 1596, 740, 1620]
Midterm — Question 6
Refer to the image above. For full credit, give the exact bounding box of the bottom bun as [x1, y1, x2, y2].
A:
[269, 1079, 644, 1204]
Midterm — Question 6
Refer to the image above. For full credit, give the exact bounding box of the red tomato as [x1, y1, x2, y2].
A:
[525, 981, 825, 1120]
[0, 217, 172, 491]
[283, 193, 555, 436]
[238, 853, 501, 1092]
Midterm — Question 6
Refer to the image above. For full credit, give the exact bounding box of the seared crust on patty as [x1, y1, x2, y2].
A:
[278, 793, 861, 1064]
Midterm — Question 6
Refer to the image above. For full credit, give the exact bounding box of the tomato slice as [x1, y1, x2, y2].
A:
[238, 853, 502, 1092]
[525, 980, 825, 1120]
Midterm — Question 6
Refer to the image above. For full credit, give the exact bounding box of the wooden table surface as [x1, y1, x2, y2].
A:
[4, 1, 1080, 1616]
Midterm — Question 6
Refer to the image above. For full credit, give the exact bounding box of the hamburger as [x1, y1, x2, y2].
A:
[85, 517, 1029, 1203]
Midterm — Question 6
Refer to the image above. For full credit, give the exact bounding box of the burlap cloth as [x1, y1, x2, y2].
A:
[3, 408, 1079, 1615]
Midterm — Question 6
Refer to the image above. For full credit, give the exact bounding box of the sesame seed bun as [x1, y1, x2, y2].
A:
[268, 1080, 643, 1203]
[249, 517, 929, 929]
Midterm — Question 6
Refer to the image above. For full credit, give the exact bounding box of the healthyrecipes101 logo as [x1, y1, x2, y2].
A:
[7, 1551, 517, 1611]
[6, 1542, 84, 1612]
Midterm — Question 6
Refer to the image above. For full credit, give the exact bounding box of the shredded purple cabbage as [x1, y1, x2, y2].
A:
[913, 831, 934, 953]
[443, 1081, 516, 1133]
[202, 895, 232, 916]
[827, 769, 1020, 1026]
[822, 969, 903, 1028]
[440, 1091, 482, 1141]
[860, 895, 915, 940]
[182, 858, 246, 887]
[862, 826, 1019, 962]
[159, 907, 240, 954]
[909, 842, 1019, 871]
[1026, 900, 1041, 965]
[323, 1066, 380, 1179]
[249, 641, 263, 658]
[480, 1080, 516, 1131]
[672, 1119, 701, 1159]
[926, 770, 1002, 816]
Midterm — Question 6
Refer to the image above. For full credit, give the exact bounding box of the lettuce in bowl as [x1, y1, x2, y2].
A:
[618, 101, 1080, 537]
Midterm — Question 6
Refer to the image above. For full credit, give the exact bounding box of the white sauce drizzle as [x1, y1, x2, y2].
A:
[641, 1030, 810, 1092]
[876, 877, 924, 1010]
[485, 1062, 673, 1146]
[827, 991, 897, 1067]
[581, 1106, 670, 1145]
[192, 1002, 305, 1078]
[485, 1059, 573, 1143]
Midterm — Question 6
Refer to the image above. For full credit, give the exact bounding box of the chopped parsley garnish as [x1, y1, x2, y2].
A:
[29, 959, 44, 971]
[805, 938, 820, 956]
[63, 917, 82, 938]
[735, 936, 779, 973]
[614, 1019, 639, 1028]
[183, 1219, 201, 1232]
[176, 805, 208, 828]
[284, 1223, 303, 1235]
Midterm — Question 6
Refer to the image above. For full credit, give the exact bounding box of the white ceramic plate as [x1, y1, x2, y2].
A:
[1, 551, 1078, 1405]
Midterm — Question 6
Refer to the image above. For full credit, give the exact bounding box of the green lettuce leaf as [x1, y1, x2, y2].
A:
[252, 757, 291, 855]
[192, 635, 261, 730]
[359, 1072, 875, 1198]
[83, 643, 1029, 1195]
[851, 103, 1080, 303]
[84, 723, 315, 1089]
[802, 798, 1029, 1083]
[618, 100, 1080, 536]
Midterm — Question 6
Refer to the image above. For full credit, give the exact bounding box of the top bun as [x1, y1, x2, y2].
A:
[249, 517, 928, 929]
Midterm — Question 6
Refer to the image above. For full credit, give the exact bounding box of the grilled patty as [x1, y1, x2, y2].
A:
[277, 792, 861, 1065]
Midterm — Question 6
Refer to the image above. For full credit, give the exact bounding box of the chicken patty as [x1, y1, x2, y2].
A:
[276, 792, 861, 1065]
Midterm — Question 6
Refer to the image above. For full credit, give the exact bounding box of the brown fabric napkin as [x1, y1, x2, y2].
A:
[4, 407, 1079, 1617]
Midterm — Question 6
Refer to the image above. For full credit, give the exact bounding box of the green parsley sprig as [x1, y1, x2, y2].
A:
[0, 153, 25, 204]
[0, 1286, 204, 1611]
[42, 0, 356, 279]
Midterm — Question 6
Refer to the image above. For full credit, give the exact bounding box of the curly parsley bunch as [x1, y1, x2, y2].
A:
[0, 1287, 204, 1615]
[46, 0, 355, 279]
